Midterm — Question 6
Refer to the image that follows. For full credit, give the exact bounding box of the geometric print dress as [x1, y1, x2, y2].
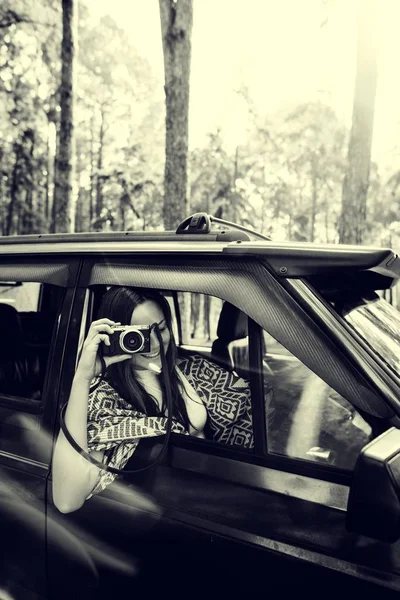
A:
[86, 354, 253, 499]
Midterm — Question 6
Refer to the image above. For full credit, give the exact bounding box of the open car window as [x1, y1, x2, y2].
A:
[88, 285, 254, 451]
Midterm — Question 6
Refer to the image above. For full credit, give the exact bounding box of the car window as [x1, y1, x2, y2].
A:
[0, 281, 41, 311]
[88, 286, 254, 451]
[263, 331, 373, 470]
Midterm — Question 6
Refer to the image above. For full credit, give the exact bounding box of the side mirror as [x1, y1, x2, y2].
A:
[346, 427, 400, 543]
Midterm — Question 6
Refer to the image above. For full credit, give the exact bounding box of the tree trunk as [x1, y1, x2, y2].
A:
[74, 187, 86, 232]
[203, 294, 211, 341]
[120, 204, 126, 231]
[89, 115, 95, 227]
[310, 155, 317, 242]
[325, 195, 330, 243]
[52, 0, 76, 233]
[339, 0, 378, 244]
[6, 150, 19, 236]
[232, 145, 239, 222]
[45, 128, 51, 224]
[95, 109, 105, 219]
[159, 0, 193, 230]
[190, 293, 200, 339]
[74, 136, 84, 232]
[20, 132, 35, 235]
[21, 188, 33, 234]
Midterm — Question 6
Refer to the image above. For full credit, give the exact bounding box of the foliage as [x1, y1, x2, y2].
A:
[0, 0, 398, 253]
[74, 10, 165, 232]
[0, 0, 61, 234]
[189, 102, 347, 243]
[0, 0, 165, 234]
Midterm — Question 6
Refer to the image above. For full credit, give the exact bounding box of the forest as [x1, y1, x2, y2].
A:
[0, 0, 399, 254]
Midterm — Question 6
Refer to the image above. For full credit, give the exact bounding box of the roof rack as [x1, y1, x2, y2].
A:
[176, 213, 271, 242]
[210, 215, 271, 242]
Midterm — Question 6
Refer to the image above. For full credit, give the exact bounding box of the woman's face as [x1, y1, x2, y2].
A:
[129, 299, 171, 371]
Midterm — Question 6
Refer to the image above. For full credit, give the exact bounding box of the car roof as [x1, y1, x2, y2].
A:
[0, 230, 398, 281]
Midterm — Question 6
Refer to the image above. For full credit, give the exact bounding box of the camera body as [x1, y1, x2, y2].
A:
[102, 325, 151, 357]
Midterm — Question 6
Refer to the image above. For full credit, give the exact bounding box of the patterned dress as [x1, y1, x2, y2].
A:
[86, 354, 252, 498]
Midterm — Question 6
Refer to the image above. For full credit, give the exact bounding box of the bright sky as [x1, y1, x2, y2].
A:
[91, 0, 400, 173]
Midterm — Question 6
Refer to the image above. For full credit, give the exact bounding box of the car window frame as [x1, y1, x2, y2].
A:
[69, 254, 394, 485]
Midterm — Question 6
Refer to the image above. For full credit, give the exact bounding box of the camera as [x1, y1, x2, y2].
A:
[102, 325, 151, 357]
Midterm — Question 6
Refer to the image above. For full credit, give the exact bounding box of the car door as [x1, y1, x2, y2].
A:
[0, 255, 79, 599]
[141, 281, 400, 596]
[47, 251, 400, 599]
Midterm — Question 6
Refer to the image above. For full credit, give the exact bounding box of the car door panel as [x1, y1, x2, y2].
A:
[0, 464, 48, 597]
[63, 438, 400, 596]
[142, 445, 400, 595]
[46, 474, 168, 599]
[0, 408, 46, 465]
[64, 441, 400, 597]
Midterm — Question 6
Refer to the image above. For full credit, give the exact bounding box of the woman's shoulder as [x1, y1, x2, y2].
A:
[177, 351, 239, 382]
[177, 351, 249, 390]
[177, 351, 214, 373]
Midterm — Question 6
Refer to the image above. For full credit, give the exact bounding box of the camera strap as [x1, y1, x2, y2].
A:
[59, 323, 173, 475]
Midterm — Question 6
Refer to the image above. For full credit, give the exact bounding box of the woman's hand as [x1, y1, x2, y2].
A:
[75, 318, 131, 382]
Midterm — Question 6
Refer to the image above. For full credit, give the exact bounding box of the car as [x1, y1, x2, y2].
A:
[1, 212, 400, 599]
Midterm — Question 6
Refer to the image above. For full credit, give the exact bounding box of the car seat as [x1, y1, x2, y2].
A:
[0, 303, 44, 399]
[211, 302, 249, 378]
[211, 301, 275, 383]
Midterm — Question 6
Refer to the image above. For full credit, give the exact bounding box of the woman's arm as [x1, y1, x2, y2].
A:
[52, 373, 105, 513]
[52, 319, 130, 514]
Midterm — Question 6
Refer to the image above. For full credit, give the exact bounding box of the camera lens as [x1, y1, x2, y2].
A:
[120, 329, 145, 353]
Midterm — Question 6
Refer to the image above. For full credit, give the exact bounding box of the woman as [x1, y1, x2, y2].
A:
[52, 287, 252, 513]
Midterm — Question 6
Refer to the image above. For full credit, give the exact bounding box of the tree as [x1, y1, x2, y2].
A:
[190, 130, 233, 212]
[52, 0, 76, 233]
[0, 1, 164, 235]
[234, 101, 346, 242]
[0, 0, 61, 235]
[339, 0, 378, 244]
[159, 0, 193, 230]
[74, 12, 164, 233]
[282, 103, 346, 242]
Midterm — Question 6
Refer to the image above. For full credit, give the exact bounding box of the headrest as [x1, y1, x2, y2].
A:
[0, 302, 20, 322]
[0, 303, 25, 358]
[216, 302, 248, 342]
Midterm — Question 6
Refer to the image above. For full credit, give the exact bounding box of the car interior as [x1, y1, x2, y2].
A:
[0, 283, 62, 401]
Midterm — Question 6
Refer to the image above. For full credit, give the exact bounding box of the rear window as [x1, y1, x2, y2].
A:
[0, 282, 41, 311]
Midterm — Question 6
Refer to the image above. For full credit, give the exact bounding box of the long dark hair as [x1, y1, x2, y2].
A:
[97, 286, 192, 431]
